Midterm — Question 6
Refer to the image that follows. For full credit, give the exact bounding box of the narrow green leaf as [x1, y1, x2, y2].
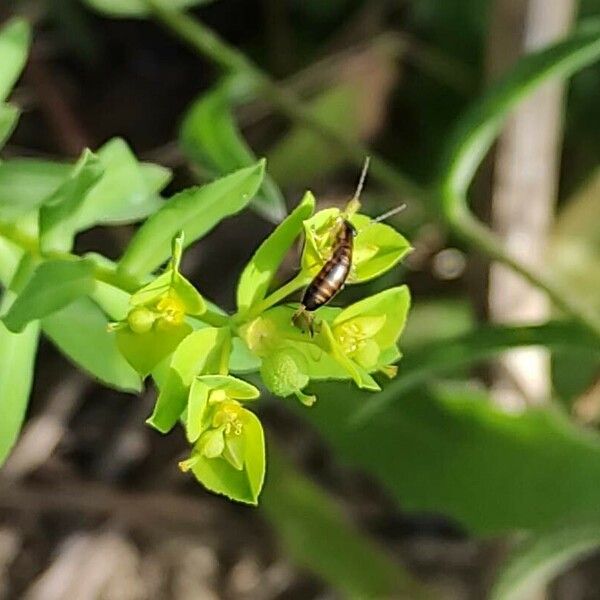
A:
[550, 168, 600, 313]
[119, 161, 265, 277]
[262, 447, 429, 600]
[3, 259, 96, 333]
[491, 523, 600, 600]
[181, 79, 286, 223]
[39, 150, 104, 253]
[0, 18, 31, 102]
[147, 327, 229, 433]
[0, 237, 22, 287]
[439, 19, 600, 220]
[0, 144, 169, 224]
[76, 137, 168, 227]
[0, 291, 39, 466]
[90, 280, 131, 321]
[0, 103, 20, 149]
[42, 297, 141, 392]
[186, 379, 210, 443]
[302, 382, 600, 534]
[140, 162, 172, 194]
[82, 0, 214, 18]
[236, 191, 314, 315]
[267, 85, 360, 188]
[0, 159, 71, 220]
[354, 321, 600, 423]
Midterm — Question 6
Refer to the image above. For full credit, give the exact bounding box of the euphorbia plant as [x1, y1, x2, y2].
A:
[113, 189, 411, 504]
[0, 17, 411, 504]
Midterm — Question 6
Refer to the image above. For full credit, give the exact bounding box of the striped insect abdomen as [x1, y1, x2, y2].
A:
[302, 229, 353, 311]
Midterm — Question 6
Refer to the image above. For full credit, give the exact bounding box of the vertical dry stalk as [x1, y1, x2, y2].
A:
[487, 0, 577, 410]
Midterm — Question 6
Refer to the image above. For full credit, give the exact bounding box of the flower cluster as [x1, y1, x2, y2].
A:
[113, 193, 411, 504]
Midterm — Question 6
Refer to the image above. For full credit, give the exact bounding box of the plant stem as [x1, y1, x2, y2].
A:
[241, 272, 309, 322]
[196, 308, 230, 328]
[454, 212, 600, 341]
[143, 1, 600, 343]
[143, 0, 427, 203]
[0, 222, 231, 327]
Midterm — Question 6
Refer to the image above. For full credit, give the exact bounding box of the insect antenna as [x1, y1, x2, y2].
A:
[371, 203, 407, 223]
[352, 156, 371, 202]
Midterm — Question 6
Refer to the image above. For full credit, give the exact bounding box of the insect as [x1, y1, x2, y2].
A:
[293, 158, 406, 335]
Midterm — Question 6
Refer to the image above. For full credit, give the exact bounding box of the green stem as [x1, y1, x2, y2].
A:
[0, 222, 231, 328]
[241, 272, 309, 323]
[141, 1, 600, 344]
[196, 308, 230, 328]
[143, 0, 426, 203]
[453, 212, 600, 341]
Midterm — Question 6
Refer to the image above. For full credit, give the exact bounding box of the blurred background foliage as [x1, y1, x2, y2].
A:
[1, 0, 600, 598]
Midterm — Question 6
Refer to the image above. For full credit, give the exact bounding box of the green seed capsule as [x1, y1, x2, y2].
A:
[127, 307, 156, 333]
[260, 348, 309, 398]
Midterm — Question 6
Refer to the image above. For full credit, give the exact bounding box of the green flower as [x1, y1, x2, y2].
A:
[179, 375, 265, 505]
[241, 286, 410, 395]
[331, 285, 411, 376]
[301, 208, 412, 283]
[113, 232, 207, 376]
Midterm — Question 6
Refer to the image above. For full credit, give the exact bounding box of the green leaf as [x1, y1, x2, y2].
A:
[490, 523, 600, 600]
[147, 327, 229, 432]
[129, 270, 206, 316]
[0, 103, 19, 149]
[196, 374, 260, 400]
[76, 137, 168, 227]
[190, 408, 265, 504]
[236, 191, 315, 315]
[0, 237, 23, 287]
[90, 280, 131, 321]
[302, 382, 600, 534]
[262, 447, 429, 600]
[0, 291, 40, 466]
[354, 321, 600, 423]
[116, 322, 192, 378]
[119, 161, 265, 278]
[0, 143, 169, 224]
[180, 79, 286, 223]
[550, 168, 600, 312]
[267, 85, 360, 188]
[229, 336, 261, 373]
[39, 150, 104, 253]
[401, 298, 474, 349]
[439, 19, 600, 220]
[82, 0, 214, 18]
[0, 19, 31, 102]
[0, 159, 71, 220]
[140, 162, 172, 194]
[240, 409, 265, 502]
[185, 378, 210, 443]
[3, 259, 96, 333]
[42, 297, 141, 392]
